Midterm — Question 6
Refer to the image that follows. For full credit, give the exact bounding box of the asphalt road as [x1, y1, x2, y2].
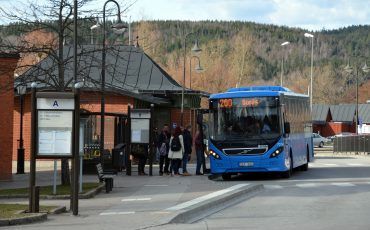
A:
[5, 152, 370, 230]
[151, 153, 370, 230]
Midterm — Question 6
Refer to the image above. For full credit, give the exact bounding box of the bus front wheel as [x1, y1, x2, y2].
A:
[222, 173, 232, 181]
[282, 153, 293, 178]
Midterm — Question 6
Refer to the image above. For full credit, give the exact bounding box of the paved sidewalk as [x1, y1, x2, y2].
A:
[1, 162, 260, 230]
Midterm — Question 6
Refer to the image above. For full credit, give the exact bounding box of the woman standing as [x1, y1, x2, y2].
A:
[168, 126, 184, 176]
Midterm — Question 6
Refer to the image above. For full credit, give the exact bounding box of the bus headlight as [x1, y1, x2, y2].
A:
[209, 150, 222, 160]
[270, 146, 284, 158]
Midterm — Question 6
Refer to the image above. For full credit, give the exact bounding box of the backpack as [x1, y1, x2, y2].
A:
[170, 136, 181, 151]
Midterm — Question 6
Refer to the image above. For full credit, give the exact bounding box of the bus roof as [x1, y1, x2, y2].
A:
[210, 86, 308, 99]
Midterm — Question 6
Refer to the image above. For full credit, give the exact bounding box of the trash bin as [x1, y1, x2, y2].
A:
[112, 143, 126, 171]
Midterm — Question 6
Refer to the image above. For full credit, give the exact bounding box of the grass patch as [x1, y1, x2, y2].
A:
[0, 183, 102, 196]
[0, 204, 57, 219]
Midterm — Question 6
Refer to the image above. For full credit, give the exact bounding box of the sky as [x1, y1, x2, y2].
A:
[123, 0, 370, 31]
[1, 0, 369, 31]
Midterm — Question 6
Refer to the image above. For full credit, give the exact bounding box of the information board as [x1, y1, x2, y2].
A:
[38, 110, 73, 156]
[131, 119, 150, 143]
[130, 109, 151, 144]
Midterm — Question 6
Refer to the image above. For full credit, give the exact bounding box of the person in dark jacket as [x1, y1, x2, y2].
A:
[182, 125, 192, 176]
[157, 124, 170, 175]
[194, 125, 205, 175]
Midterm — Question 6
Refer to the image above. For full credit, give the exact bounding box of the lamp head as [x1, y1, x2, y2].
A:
[304, 33, 314, 38]
[344, 64, 353, 74]
[90, 23, 100, 30]
[362, 63, 370, 73]
[112, 21, 128, 34]
[191, 39, 202, 53]
[195, 64, 204, 72]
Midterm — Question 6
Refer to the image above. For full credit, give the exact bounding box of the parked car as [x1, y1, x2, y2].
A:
[327, 132, 356, 142]
[312, 133, 330, 148]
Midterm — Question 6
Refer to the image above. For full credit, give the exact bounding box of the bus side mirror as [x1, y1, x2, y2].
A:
[284, 122, 291, 134]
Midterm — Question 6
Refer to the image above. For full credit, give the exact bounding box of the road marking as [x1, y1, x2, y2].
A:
[166, 184, 249, 211]
[151, 211, 171, 215]
[99, 211, 135, 216]
[121, 198, 152, 202]
[264, 185, 283, 189]
[323, 163, 338, 166]
[347, 163, 365, 166]
[296, 183, 320, 188]
[331, 182, 355, 187]
[144, 184, 168, 187]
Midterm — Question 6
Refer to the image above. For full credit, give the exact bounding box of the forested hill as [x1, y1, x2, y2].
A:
[1, 20, 370, 103]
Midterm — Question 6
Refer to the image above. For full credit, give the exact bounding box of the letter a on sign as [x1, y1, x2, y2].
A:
[53, 100, 59, 107]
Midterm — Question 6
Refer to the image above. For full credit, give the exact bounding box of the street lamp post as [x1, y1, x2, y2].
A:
[344, 61, 370, 135]
[304, 33, 314, 110]
[100, 0, 127, 168]
[16, 83, 26, 174]
[181, 36, 201, 126]
[280, 41, 290, 87]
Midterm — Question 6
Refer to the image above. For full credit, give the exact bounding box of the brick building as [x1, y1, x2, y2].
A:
[312, 104, 370, 136]
[0, 52, 19, 180]
[14, 45, 207, 161]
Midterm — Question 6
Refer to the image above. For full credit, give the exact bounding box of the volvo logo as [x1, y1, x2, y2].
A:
[240, 149, 252, 154]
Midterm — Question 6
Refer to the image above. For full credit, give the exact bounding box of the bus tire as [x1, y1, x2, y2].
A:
[301, 147, 309, 171]
[222, 173, 232, 181]
[319, 141, 324, 148]
[282, 152, 293, 178]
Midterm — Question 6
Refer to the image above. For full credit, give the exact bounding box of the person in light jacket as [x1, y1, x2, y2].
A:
[168, 126, 184, 175]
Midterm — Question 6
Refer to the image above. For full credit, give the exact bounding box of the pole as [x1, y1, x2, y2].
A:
[100, 0, 122, 169]
[72, 0, 79, 215]
[189, 57, 192, 90]
[149, 105, 154, 176]
[53, 160, 57, 195]
[91, 29, 93, 45]
[310, 36, 314, 110]
[100, 5, 107, 170]
[79, 155, 83, 193]
[181, 36, 186, 126]
[356, 67, 359, 135]
[126, 105, 132, 176]
[17, 93, 25, 174]
[72, 87, 80, 216]
[280, 57, 284, 86]
[128, 15, 131, 46]
[29, 86, 36, 212]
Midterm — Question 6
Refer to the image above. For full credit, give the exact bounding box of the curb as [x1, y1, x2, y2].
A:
[0, 184, 104, 200]
[0, 205, 65, 227]
[50, 206, 67, 214]
[162, 184, 264, 224]
[0, 213, 47, 227]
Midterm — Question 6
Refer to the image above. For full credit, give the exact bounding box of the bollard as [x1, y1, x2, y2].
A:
[17, 148, 25, 174]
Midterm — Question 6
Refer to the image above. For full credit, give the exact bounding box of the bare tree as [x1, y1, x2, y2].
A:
[0, 0, 134, 185]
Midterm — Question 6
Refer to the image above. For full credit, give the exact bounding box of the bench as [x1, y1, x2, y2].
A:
[96, 163, 116, 193]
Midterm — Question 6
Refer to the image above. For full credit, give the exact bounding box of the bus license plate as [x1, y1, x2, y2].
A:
[239, 162, 254, 167]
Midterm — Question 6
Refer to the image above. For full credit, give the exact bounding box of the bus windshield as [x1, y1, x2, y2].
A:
[209, 97, 281, 144]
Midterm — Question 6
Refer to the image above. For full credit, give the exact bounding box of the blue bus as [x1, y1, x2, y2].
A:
[206, 86, 313, 180]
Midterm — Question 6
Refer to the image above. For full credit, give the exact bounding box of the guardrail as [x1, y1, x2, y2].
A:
[333, 135, 370, 154]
